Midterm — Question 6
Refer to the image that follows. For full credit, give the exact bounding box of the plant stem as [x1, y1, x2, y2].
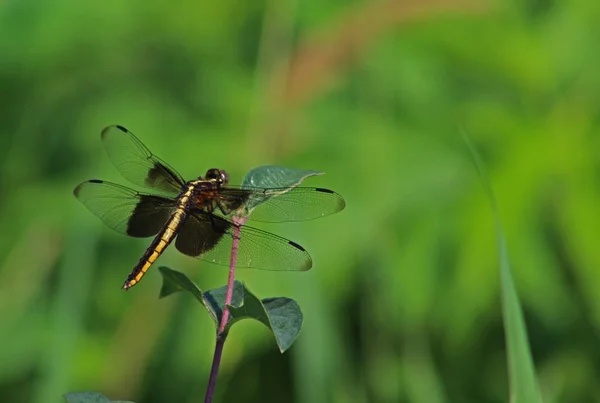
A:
[204, 216, 245, 403]
[204, 332, 227, 403]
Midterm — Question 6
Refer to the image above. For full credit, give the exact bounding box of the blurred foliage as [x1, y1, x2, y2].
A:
[1, 0, 600, 402]
[63, 391, 132, 403]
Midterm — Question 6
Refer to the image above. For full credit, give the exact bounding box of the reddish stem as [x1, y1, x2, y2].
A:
[204, 333, 227, 403]
[204, 216, 245, 403]
[219, 221, 241, 333]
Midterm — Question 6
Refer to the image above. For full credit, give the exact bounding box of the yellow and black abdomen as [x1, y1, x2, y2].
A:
[122, 187, 194, 289]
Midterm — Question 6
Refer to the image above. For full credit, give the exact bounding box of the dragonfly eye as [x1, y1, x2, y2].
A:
[205, 168, 229, 185]
[219, 170, 229, 185]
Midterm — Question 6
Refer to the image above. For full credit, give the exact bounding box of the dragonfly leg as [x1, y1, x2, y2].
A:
[206, 204, 227, 235]
[216, 199, 243, 216]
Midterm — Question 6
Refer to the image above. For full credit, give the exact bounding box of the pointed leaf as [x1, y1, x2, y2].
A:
[158, 266, 203, 303]
[240, 165, 323, 211]
[463, 132, 544, 403]
[158, 267, 303, 352]
[241, 165, 322, 189]
[63, 392, 132, 403]
[261, 297, 303, 352]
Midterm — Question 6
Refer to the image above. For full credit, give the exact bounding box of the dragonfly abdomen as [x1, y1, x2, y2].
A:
[122, 185, 194, 289]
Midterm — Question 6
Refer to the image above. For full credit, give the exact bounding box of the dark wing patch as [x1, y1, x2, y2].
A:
[175, 210, 312, 271]
[101, 125, 186, 194]
[175, 211, 229, 257]
[74, 180, 175, 237]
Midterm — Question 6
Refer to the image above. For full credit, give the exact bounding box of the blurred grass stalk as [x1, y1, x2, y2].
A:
[464, 131, 544, 403]
[31, 223, 97, 403]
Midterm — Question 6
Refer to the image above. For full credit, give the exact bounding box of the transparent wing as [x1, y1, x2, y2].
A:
[175, 210, 312, 271]
[74, 180, 175, 237]
[215, 186, 346, 222]
[100, 125, 186, 194]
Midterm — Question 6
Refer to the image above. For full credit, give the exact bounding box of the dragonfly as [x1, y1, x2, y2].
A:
[73, 125, 345, 289]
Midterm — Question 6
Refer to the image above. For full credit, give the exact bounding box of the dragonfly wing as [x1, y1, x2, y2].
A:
[101, 125, 186, 194]
[216, 186, 346, 222]
[74, 180, 175, 237]
[175, 210, 312, 271]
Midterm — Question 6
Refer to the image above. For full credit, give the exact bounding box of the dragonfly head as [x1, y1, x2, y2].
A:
[204, 168, 229, 186]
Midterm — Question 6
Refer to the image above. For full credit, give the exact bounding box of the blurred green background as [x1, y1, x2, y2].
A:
[1, 0, 600, 402]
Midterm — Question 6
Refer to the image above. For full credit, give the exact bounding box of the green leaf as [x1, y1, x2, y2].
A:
[158, 266, 203, 303]
[201, 279, 245, 324]
[63, 392, 133, 403]
[261, 297, 303, 352]
[241, 165, 322, 189]
[240, 165, 323, 211]
[158, 267, 303, 352]
[463, 132, 544, 403]
[204, 281, 265, 329]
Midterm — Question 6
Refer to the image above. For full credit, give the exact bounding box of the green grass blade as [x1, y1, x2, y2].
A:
[463, 132, 544, 403]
